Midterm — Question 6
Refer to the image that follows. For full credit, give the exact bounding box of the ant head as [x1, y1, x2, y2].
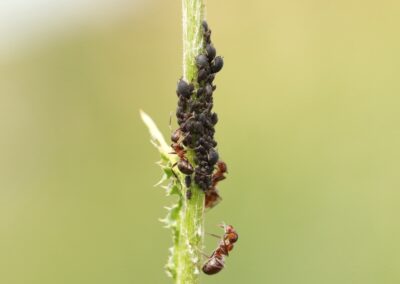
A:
[171, 128, 182, 143]
[219, 223, 239, 240]
[224, 224, 234, 233]
[216, 161, 228, 173]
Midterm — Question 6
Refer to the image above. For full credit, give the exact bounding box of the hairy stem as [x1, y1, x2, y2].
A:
[175, 1, 206, 283]
[182, 0, 204, 83]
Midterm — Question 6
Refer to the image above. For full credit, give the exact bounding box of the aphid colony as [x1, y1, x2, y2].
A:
[172, 20, 226, 208]
[202, 224, 239, 275]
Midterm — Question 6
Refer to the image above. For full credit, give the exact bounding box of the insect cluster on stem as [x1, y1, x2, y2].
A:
[172, 20, 227, 209]
[171, 20, 238, 277]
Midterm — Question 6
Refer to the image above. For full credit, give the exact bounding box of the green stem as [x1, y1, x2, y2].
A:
[182, 0, 204, 83]
[175, 1, 205, 283]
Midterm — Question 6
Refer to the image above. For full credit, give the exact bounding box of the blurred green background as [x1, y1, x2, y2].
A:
[1, 0, 400, 283]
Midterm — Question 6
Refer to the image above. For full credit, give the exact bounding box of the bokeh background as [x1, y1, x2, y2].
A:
[1, 0, 400, 283]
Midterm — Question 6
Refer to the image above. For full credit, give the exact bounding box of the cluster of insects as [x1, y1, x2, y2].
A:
[172, 20, 237, 276]
[172, 20, 227, 203]
[202, 224, 239, 275]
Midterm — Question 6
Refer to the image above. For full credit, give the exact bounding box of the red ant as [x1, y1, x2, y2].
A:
[169, 112, 196, 176]
[212, 160, 227, 187]
[205, 161, 228, 208]
[168, 114, 193, 175]
[170, 141, 194, 175]
[205, 188, 221, 208]
[202, 224, 238, 275]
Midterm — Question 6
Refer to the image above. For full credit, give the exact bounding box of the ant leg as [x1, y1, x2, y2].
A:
[171, 168, 179, 180]
[176, 132, 189, 145]
[206, 233, 221, 239]
[170, 163, 183, 185]
[169, 111, 173, 132]
[201, 252, 211, 260]
[194, 247, 211, 260]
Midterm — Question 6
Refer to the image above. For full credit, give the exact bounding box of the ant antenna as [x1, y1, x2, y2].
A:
[168, 111, 173, 132]
[218, 222, 227, 229]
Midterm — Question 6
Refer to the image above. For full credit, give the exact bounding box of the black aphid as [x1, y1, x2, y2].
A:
[208, 148, 219, 166]
[185, 175, 192, 188]
[198, 69, 209, 82]
[177, 79, 194, 98]
[211, 56, 224, 73]
[196, 54, 210, 70]
[206, 44, 216, 60]
[204, 84, 213, 97]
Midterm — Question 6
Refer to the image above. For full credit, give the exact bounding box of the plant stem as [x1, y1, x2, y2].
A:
[182, 0, 204, 83]
[175, 1, 205, 283]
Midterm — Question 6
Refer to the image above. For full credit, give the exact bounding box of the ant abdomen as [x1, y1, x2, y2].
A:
[202, 256, 224, 275]
[177, 160, 194, 175]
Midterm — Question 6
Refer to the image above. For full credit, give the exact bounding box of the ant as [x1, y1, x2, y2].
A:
[212, 160, 228, 187]
[204, 161, 228, 208]
[169, 115, 194, 176]
[205, 188, 221, 209]
[171, 141, 194, 175]
[202, 224, 238, 275]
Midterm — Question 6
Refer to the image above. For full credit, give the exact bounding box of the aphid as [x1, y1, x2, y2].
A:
[196, 87, 204, 97]
[186, 188, 192, 200]
[190, 121, 204, 134]
[197, 112, 206, 123]
[208, 148, 219, 166]
[176, 107, 185, 119]
[196, 54, 210, 70]
[207, 74, 215, 84]
[202, 20, 209, 32]
[177, 96, 188, 106]
[180, 115, 195, 132]
[206, 44, 216, 60]
[177, 79, 194, 98]
[204, 84, 213, 97]
[198, 69, 209, 82]
[181, 135, 193, 148]
[194, 171, 212, 191]
[204, 29, 212, 43]
[185, 175, 192, 188]
[210, 112, 218, 125]
[194, 144, 207, 154]
[203, 118, 215, 130]
[211, 56, 224, 73]
[185, 175, 192, 200]
[202, 224, 238, 275]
